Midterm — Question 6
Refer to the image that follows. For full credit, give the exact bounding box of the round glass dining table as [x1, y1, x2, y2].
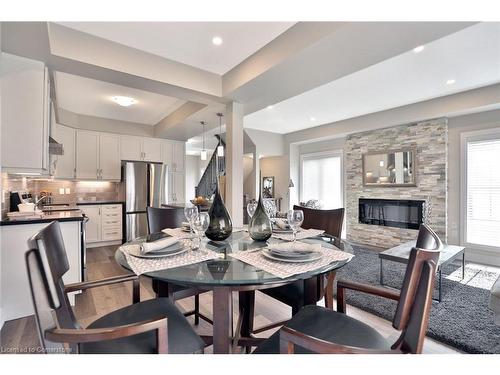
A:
[115, 231, 353, 353]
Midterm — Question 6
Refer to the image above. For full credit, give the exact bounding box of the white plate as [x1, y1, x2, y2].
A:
[261, 248, 322, 263]
[129, 244, 188, 259]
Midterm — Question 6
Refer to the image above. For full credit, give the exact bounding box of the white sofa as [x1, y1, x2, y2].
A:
[491, 275, 500, 326]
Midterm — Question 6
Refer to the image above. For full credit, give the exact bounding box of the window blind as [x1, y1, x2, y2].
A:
[466, 138, 500, 247]
[301, 154, 342, 209]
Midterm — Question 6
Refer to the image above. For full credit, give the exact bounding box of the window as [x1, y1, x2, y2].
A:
[463, 131, 500, 248]
[300, 151, 343, 209]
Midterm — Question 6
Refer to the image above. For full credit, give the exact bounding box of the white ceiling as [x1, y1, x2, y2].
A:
[56, 22, 295, 75]
[244, 22, 500, 134]
[54, 72, 186, 125]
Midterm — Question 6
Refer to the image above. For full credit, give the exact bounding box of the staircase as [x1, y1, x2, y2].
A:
[195, 135, 225, 198]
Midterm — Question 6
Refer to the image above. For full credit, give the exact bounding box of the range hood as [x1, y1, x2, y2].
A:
[49, 136, 64, 155]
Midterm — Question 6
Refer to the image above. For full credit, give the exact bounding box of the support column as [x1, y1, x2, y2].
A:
[226, 102, 244, 227]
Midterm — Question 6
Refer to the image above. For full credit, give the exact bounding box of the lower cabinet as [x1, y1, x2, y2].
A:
[0, 221, 82, 322]
[78, 204, 123, 247]
[170, 172, 185, 204]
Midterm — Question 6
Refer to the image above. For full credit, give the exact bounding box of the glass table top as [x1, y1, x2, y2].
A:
[115, 231, 353, 288]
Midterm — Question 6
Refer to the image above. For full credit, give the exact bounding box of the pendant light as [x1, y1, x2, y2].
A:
[200, 121, 207, 161]
[216, 113, 224, 157]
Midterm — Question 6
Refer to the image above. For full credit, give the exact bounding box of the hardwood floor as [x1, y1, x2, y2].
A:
[0, 245, 459, 354]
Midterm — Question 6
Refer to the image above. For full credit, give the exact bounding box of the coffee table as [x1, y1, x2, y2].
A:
[379, 241, 465, 302]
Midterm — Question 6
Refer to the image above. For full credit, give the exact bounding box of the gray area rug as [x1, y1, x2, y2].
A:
[336, 245, 500, 354]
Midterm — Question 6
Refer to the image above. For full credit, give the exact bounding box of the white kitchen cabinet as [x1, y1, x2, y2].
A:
[101, 204, 123, 241]
[81, 205, 101, 243]
[142, 138, 163, 162]
[121, 136, 163, 163]
[53, 124, 76, 179]
[170, 172, 186, 204]
[120, 135, 143, 161]
[75, 131, 121, 181]
[1, 53, 50, 174]
[0, 221, 81, 321]
[99, 134, 121, 180]
[78, 204, 123, 246]
[162, 140, 185, 172]
[172, 142, 185, 172]
[75, 130, 100, 179]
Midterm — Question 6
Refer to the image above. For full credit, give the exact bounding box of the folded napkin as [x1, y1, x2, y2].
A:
[141, 237, 179, 254]
[267, 241, 321, 255]
[274, 218, 289, 230]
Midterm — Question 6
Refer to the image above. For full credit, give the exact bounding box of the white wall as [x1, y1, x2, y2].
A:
[245, 128, 285, 157]
[259, 156, 288, 211]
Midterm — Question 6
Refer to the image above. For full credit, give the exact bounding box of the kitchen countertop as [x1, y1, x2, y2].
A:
[0, 210, 85, 226]
[76, 201, 125, 205]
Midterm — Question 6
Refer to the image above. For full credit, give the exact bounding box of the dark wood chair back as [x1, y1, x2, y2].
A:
[391, 224, 442, 353]
[293, 205, 345, 238]
[147, 206, 185, 234]
[26, 221, 79, 353]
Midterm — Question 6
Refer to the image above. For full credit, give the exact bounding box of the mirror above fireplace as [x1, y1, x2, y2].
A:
[362, 148, 416, 187]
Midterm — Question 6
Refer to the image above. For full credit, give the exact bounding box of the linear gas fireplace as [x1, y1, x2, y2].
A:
[358, 198, 424, 230]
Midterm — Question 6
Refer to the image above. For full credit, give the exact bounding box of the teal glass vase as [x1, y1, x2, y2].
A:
[205, 181, 233, 241]
[248, 189, 272, 241]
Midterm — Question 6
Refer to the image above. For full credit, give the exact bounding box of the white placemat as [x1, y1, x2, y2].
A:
[229, 244, 353, 279]
[272, 228, 324, 241]
[120, 242, 220, 275]
[162, 227, 194, 239]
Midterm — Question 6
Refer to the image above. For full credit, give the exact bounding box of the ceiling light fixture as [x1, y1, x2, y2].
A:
[267, 105, 274, 109]
[111, 96, 137, 107]
[446, 79, 456, 85]
[413, 45, 425, 53]
[200, 121, 207, 161]
[212, 36, 223, 46]
[310, 117, 316, 121]
[216, 113, 224, 157]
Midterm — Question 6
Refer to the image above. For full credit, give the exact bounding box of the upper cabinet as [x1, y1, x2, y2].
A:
[75, 130, 121, 181]
[53, 124, 76, 179]
[162, 140, 185, 172]
[120, 135, 162, 163]
[120, 135, 143, 161]
[1, 53, 50, 174]
[142, 138, 163, 162]
[75, 130, 100, 180]
[99, 134, 121, 180]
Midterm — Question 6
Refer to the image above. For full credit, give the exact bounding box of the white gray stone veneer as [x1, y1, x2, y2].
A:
[345, 118, 448, 248]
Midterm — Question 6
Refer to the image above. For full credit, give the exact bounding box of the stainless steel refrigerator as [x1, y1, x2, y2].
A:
[123, 161, 168, 241]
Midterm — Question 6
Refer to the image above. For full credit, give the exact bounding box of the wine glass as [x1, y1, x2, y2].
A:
[191, 212, 210, 250]
[287, 209, 304, 242]
[184, 205, 199, 237]
[247, 200, 257, 218]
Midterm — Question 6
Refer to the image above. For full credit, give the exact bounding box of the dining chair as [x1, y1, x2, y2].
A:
[146, 206, 212, 326]
[253, 224, 442, 354]
[25, 221, 205, 354]
[242, 206, 346, 340]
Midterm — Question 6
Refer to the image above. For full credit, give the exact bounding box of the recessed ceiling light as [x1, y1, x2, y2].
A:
[413, 45, 425, 53]
[446, 79, 456, 85]
[212, 36, 223, 46]
[111, 96, 137, 107]
[267, 105, 274, 109]
[310, 117, 316, 121]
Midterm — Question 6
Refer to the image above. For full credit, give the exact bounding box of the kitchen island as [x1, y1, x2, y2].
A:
[0, 210, 85, 326]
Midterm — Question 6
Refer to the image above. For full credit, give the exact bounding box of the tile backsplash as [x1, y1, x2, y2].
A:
[1, 173, 124, 218]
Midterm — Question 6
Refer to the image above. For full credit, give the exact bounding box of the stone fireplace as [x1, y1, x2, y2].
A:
[345, 118, 448, 248]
